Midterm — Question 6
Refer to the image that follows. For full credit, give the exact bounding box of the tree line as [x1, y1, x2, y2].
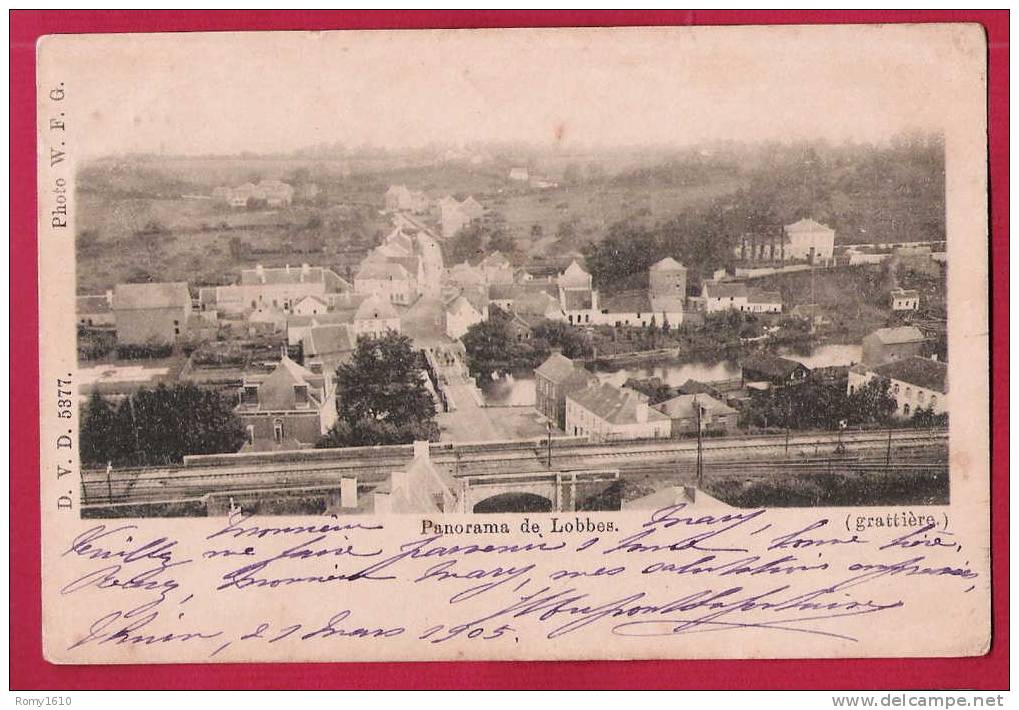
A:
[81, 384, 247, 468]
[582, 134, 945, 293]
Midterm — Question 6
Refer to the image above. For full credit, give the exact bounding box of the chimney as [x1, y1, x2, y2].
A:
[104, 289, 113, 305]
[285, 264, 291, 274]
[255, 264, 265, 283]
[634, 394, 649, 423]
[390, 469, 407, 494]
[373, 492, 392, 514]
[413, 440, 430, 463]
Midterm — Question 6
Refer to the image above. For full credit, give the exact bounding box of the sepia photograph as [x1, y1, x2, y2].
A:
[69, 28, 951, 520]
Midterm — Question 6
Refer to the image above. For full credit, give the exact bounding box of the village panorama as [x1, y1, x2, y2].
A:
[76, 137, 949, 518]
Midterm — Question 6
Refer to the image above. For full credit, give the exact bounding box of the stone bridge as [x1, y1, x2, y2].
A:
[456, 469, 620, 513]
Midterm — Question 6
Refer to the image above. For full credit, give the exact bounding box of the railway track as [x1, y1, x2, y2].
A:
[81, 428, 948, 506]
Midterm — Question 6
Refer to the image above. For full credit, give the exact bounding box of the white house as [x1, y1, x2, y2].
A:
[702, 281, 781, 314]
[890, 288, 921, 311]
[702, 281, 749, 313]
[508, 167, 529, 182]
[444, 295, 484, 340]
[783, 218, 836, 264]
[557, 260, 599, 325]
[354, 261, 415, 305]
[292, 295, 329, 316]
[565, 382, 671, 442]
[847, 357, 947, 419]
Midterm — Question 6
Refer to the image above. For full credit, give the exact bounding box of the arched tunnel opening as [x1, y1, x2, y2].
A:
[472, 492, 554, 514]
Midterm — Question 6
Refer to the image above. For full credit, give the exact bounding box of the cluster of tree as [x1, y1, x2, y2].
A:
[81, 384, 247, 467]
[460, 311, 594, 381]
[622, 377, 674, 405]
[444, 212, 516, 265]
[740, 377, 899, 431]
[317, 333, 439, 448]
[581, 134, 945, 292]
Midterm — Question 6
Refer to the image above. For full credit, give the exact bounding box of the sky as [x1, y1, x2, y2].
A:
[42, 25, 978, 157]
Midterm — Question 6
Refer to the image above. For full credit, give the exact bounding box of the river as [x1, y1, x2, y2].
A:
[477, 343, 862, 407]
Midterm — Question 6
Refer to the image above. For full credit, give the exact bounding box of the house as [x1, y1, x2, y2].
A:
[741, 354, 810, 388]
[354, 260, 415, 305]
[594, 291, 656, 328]
[702, 281, 749, 313]
[702, 281, 781, 314]
[246, 306, 288, 334]
[565, 382, 671, 441]
[384, 185, 429, 214]
[848, 357, 947, 419]
[257, 180, 295, 207]
[215, 180, 294, 208]
[676, 379, 725, 400]
[235, 356, 337, 451]
[446, 261, 486, 289]
[654, 393, 738, 437]
[292, 295, 329, 316]
[301, 323, 357, 374]
[204, 263, 351, 316]
[782, 218, 836, 264]
[287, 294, 399, 347]
[77, 292, 115, 327]
[434, 196, 472, 238]
[373, 441, 459, 514]
[534, 352, 598, 431]
[790, 303, 830, 326]
[478, 251, 514, 284]
[360, 224, 444, 299]
[557, 260, 599, 325]
[444, 294, 484, 340]
[332, 293, 401, 338]
[513, 291, 566, 322]
[744, 289, 783, 313]
[488, 280, 558, 311]
[648, 257, 687, 314]
[890, 288, 921, 311]
[460, 196, 485, 221]
[504, 311, 536, 342]
[508, 167, 529, 182]
[862, 326, 926, 367]
[113, 282, 192, 346]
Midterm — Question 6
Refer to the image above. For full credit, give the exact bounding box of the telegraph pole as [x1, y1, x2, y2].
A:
[885, 426, 893, 472]
[546, 420, 553, 469]
[695, 396, 704, 489]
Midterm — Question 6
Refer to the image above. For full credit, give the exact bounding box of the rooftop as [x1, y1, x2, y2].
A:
[568, 382, 669, 426]
[113, 282, 191, 310]
[873, 357, 947, 393]
[704, 281, 748, 299]
[304, 324, 356, 357]
[355, 261, 411, 281]
[743, 354, 809, 379]
[655, 393, 737, 419]
[747, 289, 782, 304]
[650, 257, 686, 272]
[600, 290, 652, 313]
[784, 218, 833, 233]
[77, 294, 112, 314]
[867, 326, 925, 345]
[535, 353, 591, 384]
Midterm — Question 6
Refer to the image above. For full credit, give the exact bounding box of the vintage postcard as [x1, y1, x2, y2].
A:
[37, 24, 990, 664]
